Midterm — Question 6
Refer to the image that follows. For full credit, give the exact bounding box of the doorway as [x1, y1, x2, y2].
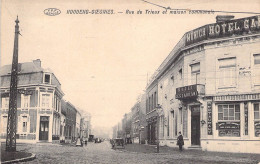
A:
[191, 106, 200, 145]
[39, 116, 49, 141]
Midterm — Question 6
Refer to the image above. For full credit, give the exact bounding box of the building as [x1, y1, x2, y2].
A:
[75, 110, 81, 138]
[146, 78, 158, 145]
[131, 94, 147, 144]
[62, 100, 77, 143]
[122, 112, 132, 143]
[146, 15, 260, 153]
[82, 112, 92, 139]
[0, 59, 64, 143]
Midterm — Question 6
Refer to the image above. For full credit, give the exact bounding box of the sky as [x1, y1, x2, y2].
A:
[1, 0, 260, 130]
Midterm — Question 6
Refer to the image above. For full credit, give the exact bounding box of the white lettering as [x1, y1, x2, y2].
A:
[228, 23, 234, 32]
[251, 19, 256, 28]
[244, 19, 249, 29]
[234, 22, 240, 31]
[222, 23, 227, 34]
[215, 24, 220, 34]
[209, 25, 214, 35]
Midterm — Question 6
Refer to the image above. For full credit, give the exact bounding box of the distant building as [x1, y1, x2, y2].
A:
[62, 100, 77, 143]
[81, 112, 92, 139]
[0, 59, 64, 143]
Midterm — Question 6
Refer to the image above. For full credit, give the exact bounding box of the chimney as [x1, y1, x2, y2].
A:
[33, 59, 41, 67]
[216, 15, 235, 23]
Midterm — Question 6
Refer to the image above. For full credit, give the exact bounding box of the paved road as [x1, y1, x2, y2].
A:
[17, 141, 258, 164]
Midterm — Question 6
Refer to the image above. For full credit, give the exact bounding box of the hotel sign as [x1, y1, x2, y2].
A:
[185, 15, 260, 46]
[176, 84, 205, 99]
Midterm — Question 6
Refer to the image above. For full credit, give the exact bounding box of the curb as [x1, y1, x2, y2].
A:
[1, 153, 36, 164]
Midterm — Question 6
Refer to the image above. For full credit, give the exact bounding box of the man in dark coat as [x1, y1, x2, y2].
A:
[177, 131, 184, 151]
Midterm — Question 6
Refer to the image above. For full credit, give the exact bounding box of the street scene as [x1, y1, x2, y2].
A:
[1, 0, 260, 163]
[2, 141, 260, 164]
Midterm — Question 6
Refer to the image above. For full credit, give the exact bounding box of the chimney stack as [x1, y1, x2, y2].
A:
[33, 59, 41, 67]
[216, 15, 235, 23]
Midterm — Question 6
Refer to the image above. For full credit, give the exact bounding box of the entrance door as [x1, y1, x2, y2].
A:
[191, 106, 200, 145]
[39, 116, 49, 140]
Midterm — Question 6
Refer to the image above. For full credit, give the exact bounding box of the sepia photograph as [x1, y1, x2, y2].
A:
[1, 0, 260, 163]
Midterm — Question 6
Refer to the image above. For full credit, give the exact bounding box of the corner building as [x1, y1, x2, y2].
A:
[0, 59, 64, 143]
[146, 15, 260, 153]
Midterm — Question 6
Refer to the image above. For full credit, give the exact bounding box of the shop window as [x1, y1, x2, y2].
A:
[190, 63, 200, 84]
[218, 57, 236, 88]
[218, 104, 240, 121]
[254, 103, 260, 137]
[217, 104, 240, 137]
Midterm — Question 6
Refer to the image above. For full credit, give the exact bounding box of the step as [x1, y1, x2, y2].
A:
[188, 145, 202, 149]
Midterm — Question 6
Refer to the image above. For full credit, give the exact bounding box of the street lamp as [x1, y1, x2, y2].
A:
[155, 104, 163, 153]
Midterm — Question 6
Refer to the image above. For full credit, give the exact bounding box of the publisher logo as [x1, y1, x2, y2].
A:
[44, 8, 61, 16]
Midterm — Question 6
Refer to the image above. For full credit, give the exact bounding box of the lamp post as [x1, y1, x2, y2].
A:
[155, 104, 163, 153]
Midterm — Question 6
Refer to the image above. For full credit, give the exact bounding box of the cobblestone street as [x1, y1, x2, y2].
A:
[2, 142, 257, 164]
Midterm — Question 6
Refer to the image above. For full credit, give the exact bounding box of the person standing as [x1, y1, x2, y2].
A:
[177, 131, 184, 151]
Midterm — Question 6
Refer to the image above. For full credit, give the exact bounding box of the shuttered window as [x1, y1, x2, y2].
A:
[218, 57, 236, 87]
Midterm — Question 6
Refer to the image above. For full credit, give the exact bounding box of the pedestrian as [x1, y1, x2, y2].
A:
[177, 131, 184, 151]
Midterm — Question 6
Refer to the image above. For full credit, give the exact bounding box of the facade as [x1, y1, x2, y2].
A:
[76, 111, 81, 138]
[131, 94, 147, 144]
[81, 112, 92, 140]
[62, 100, 77, 143]
[0, 59, 64, 143]
[146, 80, 158, 145]
[146, 15, 260, 153]
[122, 112, 132, 143]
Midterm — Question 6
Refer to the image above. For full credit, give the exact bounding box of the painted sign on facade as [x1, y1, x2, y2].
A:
[207, 102, 212, 135]
[185, 15, 260, 46]
[217, 122, 240, 137]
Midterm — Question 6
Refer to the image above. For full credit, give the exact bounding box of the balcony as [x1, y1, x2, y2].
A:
[175, 84, 205, 99]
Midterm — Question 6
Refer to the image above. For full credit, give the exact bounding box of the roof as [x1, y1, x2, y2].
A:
[0, 62, 43, 76]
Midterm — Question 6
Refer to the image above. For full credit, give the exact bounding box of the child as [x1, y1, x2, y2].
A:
[177, 131, 184, 151]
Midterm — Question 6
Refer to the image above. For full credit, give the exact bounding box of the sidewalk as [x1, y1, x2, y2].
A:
[123, 143, 260, 162]
[1, 143, 36, 163]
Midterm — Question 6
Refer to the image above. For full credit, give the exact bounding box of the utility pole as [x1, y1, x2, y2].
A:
[6, 16, 20, 151]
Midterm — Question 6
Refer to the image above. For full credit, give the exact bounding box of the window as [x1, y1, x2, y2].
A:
[218, 104, 240, 121]
[2, 116, 8, 133]
[253, 54, 260, 85]
[190, 63, 200, 84]
[179, 69, 182, 80]
[22, 116, 28, 132]
[44, 74, 51, 84]
[254, 103, 260, 120]
[22, 95, 30, 108]
[218, 57, 236, 87]
[42, 94, 50, 108]
[217, 104, 240, 137]
[2, 97, 9, 109]
[154, 92, 157, 108]
[254, 54, 260, 65]
[254, 103, 260, 137]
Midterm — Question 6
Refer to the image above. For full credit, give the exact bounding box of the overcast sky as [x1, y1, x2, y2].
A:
[1, 0, 260, 130]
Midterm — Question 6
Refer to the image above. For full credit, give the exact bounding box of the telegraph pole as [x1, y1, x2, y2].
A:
[6, 16, 20, 152]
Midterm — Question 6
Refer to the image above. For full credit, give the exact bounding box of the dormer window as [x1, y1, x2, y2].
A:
[44, 73, 51, 84]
